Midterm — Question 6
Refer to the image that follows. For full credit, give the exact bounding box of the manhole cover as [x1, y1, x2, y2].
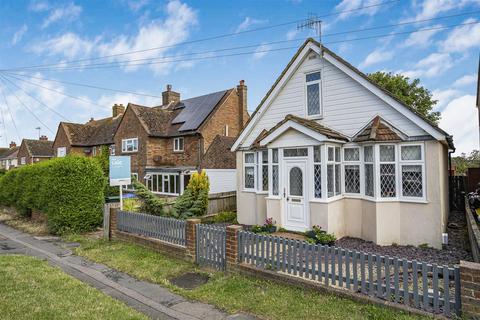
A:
[169, 272, 210, 290]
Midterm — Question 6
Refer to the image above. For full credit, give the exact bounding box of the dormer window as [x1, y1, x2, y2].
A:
[174, 137, 184, 152]
[306, 71, 322, 117]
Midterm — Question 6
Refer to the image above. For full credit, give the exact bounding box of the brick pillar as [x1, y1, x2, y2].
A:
[460, 260, 480, 317]
[186, 219, 201, 262]
[109, 208, 118, 240]
[226, 225, 243, 269]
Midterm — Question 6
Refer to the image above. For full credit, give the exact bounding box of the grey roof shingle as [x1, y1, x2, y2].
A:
[23, 139, 54, 157]
[62, 115, 122, 147]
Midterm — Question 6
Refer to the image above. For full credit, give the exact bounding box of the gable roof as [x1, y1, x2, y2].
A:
[2, 147, 19, 159]
[201, 135, 237, 169]
[60, 115, 122, 147]
[0, 148, 9, 157]
[259, 114, 349, 146]
[127, 89, 231, 137]
[353, 116, 402, 143]
[22, 139, 54, 157]
[232, 38, 454, 151]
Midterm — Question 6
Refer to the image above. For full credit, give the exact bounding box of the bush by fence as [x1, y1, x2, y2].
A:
[0, 156, 106, 234]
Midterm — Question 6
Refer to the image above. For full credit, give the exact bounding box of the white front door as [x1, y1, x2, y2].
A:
[283, 159, 308, 231]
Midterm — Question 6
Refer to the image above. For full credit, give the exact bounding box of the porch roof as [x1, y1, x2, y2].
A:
[352, 116, 403, 143]
[257, 114, 349, 147]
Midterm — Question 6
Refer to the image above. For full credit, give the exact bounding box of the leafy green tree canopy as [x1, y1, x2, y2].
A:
[368, 71, 440, 124]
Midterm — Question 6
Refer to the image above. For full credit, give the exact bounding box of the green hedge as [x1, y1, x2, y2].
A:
[0, 156, 106, 234]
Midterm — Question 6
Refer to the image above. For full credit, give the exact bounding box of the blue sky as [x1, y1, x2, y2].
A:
[0, 0, 479, 154]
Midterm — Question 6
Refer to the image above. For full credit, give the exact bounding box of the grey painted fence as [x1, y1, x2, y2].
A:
[196, 224, 226, 270]
[116, 210, 186, 246]
[238, 231, 461, 317]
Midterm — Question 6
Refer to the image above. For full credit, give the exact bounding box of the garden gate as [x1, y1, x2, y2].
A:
[196, 224, 226, 270]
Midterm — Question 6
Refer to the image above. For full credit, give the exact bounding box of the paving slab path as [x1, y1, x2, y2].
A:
[0, 223, 257, 320]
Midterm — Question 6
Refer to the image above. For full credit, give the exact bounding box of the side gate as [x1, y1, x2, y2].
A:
[196, 224, 226, 270]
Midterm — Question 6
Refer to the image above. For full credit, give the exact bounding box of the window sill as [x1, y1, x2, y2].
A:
[242, 189, 257, 193]
[121, 151, 138, 154]
[306, 114, 323, 121]
[265, 196, 281, 200]
[173, 150, 184, 153]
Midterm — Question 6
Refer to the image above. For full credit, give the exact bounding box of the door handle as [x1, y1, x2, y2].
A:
[283, 188, 286, 198]
[287, 197, 290, 201]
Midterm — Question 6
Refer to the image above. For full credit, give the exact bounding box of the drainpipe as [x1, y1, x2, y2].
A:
[447, 135, 456, 213]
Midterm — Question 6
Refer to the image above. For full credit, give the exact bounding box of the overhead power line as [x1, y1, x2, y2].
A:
[1, 21, 476, 73]
[0, 75, 54, 135]
[0, 84, 21, 143]
[0, 0, 400, 72]
[1, 74, 70, 121]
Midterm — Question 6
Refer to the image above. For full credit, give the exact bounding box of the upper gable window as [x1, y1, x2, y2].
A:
[306, 71, 322, 117]
[174, 137, 184, 152]
[122, 138, 138, 153]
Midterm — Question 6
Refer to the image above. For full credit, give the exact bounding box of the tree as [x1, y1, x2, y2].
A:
[452, 150, 480, 175]
[368, 71, 440, 124]
[172, 170, 210, 219]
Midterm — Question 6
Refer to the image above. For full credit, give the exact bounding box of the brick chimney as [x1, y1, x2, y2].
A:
[162, 84, 180, 105]
[39, 135, 48, 141]
[112, 103, 126, 118]
[9, 141, 16, 148]
[237, 80, 248, 128]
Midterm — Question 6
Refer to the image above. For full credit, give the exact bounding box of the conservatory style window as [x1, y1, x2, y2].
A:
[271, 149, 279, 196]
[244, 152, 255, 190]
[400, 145, 424, 199]
[379, 145, 396, 198]
[364, 146, 374, 197]
[327, 146, 341, 197]
[344, 147, 360, 194]
[313, 146, 322, 198]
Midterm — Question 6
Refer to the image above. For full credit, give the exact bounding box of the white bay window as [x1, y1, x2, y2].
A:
[244, 152, 255, 190]
[343, 147, 360, 194]
[364, 146, 374, 197]
[400, 144, 424, 199]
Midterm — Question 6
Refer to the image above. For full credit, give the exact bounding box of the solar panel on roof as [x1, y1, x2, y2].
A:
[172, 90, 227, 131]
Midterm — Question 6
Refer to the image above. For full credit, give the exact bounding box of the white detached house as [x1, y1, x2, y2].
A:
[231, 39, 454, 249]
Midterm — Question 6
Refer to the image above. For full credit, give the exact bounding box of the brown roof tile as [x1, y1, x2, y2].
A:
[201, 135, 237, 169]
[353, 116, 402, 142]
[62, 115, 122, 147]
[23, 139, 54, 157]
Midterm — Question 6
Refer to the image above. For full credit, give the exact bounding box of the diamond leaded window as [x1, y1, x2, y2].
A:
[314, 146, 321, 198]
[364, 146, 374, 197]
[272, 149, 279, 196]
[327, 146, 341, 198]
[400, 145, 424, 198]
[306, 71, 321, 116]
[344, 147, 360, 194]
[244, 152, 255, 190]
[379, 145, 396, 198]
[261, 150, 268, 192]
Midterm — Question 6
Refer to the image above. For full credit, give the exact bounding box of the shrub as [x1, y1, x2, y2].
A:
[213, 211, 238, 224]
[305, 225, 336, 246]
[94, 145, 119, 197]
[251, 218, 277, 234]
[172, 170, 209, 219]
[122, 198, 140, 212]
[132, 179, 164, 216]
[0, 156, 106, 234]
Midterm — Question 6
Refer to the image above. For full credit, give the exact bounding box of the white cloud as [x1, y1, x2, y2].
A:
[11, 24, 28, 45]
[439, 18, 480, 53]
[400, 52, 453, 78]
[28, 0, 49, 12]
[42, 2, 82, 28]
[439, 95, 478, 154]
[432, 88, 461, 110]
[401, 25, 442, 48]
[252, 43, 272, 60]
[286, 29, 299, 41]
[31, 0, 197, 74]
[235, 17, 267, 33]
[453, 74, 477, 87]
[410, 0, 480, 22]
[334, 0, 384, 21]
[359, 49, 393, 69]
[124, 0, 150, 12]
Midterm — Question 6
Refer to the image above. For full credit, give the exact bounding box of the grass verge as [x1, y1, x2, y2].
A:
[0, 208, 49, 235]
[68, 235, 430, 320]
[0, 255, 147, 320]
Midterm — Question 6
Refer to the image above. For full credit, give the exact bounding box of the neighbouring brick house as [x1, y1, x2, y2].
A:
[0, 142, 19, 170]
[114, 82, 249, 196]
[53, 104, 124, 157]
[17, 136, 54, 166]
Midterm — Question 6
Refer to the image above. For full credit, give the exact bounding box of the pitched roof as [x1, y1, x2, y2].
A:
[353, 116, 402, 143]
[232, 38, 454, 150]
[61, 115, 122, 147]
[22, 139, 54, 157]
[0, 147, 19, 160]
[0, 148, 9, 157]
[259, 114, 349, 145]
[128, 89, 231, 137]
[201, 135, 237, 169]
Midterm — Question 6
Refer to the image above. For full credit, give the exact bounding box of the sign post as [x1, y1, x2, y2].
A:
[109, 156, 131, 210]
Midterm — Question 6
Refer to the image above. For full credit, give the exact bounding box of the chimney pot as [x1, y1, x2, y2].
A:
[39, 135, 48, 141]
[9, 141, 16, 148]
[162, 85, 180, 105]
[112, 103, 126, 117]
[167, 84, 172, 91]
[239, 80, 245, 86]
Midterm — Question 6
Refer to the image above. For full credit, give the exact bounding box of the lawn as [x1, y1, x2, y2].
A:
[69, 235, 430, 320]
[0, 255, 148, 320]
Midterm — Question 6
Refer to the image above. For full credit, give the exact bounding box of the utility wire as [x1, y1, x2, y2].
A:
[1, 74, 71, 121]
[1, 74, 106, 109]
[3, 21, 476, 72]
[0, 88, 9, 145]
[0, 75, 54, 135]
[0, 83, 21, 143]
[0, 0, 400, 72]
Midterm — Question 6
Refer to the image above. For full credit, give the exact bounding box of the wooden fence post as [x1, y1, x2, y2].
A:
[186, 219, 201, 262]
[460, 260, 480, 317]
[226, 225, 243, 269]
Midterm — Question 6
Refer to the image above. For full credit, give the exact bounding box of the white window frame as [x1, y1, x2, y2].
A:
[57, 147, 66, 158]
[243, 152, 256, 191]
[146, 172, 181, 196]
[363, 145, 375, 198]
[109, 145, 115, 156]
[268, 148, 280, 198]
[20, 157, 26, 165]
[258, 150, 269, 193]
[313, 145, 322, 199]
[305, 70, 323, 118]
[376, 144, 398, 199]
[173, 137, 184, 152]
[343, 146, 361, 195]
[326, 145, 342, 199]
[92, 146, 97, 156]
[399, 143, 426, 201]
[123, 173, 138, 191]
[122, 138, 138, 153]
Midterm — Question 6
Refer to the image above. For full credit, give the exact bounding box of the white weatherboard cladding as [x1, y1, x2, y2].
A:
[205, 169, 236, 194]
[242, 53, 427, 147]
[269, 129, 320, 148]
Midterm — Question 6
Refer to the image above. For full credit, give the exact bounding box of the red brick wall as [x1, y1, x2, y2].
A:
[16, 141, 31, 166]
[52, 125, 72, 157]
